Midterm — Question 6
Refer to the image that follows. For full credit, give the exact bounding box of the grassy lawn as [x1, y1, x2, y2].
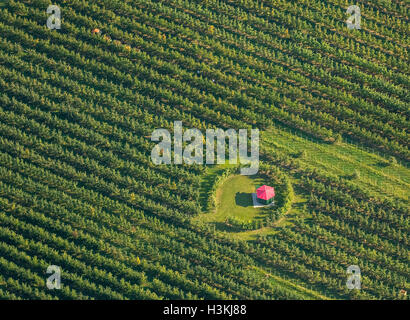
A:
[216, 175, 266, 221]
[199, 174, 265, 222]
[194, 168, 283, 240]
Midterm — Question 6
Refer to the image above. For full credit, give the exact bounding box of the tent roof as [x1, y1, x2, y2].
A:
[256, 185, 275, 200]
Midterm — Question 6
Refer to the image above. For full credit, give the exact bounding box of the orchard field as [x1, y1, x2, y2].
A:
[0, 0, 408, 300]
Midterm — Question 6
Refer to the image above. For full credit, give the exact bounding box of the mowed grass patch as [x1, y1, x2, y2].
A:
[194, 172, 295, 241]
[194, 163, 301, 240]
[194, 172, 270, 234]
[216, 174, 266, 222]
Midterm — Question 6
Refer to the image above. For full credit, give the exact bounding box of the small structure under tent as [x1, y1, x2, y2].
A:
[256, 185, 275, 205]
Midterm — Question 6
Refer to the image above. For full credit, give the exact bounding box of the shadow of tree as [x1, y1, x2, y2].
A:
[235, 192, 254, 207]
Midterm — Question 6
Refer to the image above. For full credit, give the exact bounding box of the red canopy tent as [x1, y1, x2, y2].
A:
[256, 185, 275, 204]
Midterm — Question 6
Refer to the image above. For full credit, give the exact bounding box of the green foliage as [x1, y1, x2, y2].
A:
[206, 166, 239, 212]
[388, 156, 398, 165]
[0, 0, 407, 301]
[351, 169, 360, 180]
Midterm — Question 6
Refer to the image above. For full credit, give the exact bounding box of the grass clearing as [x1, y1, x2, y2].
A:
[198, 174, 265, 222]
[194, 165, 295, 240]
[195, 166, 277, 240]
